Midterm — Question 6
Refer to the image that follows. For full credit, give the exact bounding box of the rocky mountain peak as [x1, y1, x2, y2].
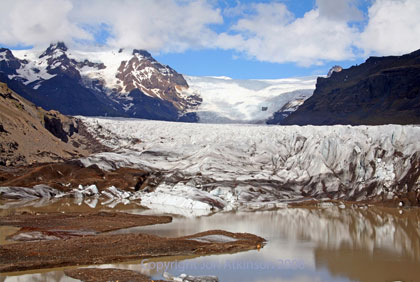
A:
[0, 48, 15, 60]
[132, 49, 152, 58]
[112, 49, 202, 113]
[0, 48, 24, 75]
[115, 49, 192, 107]
[327, 65, 343, 78]
[39, 42, 68, 59]
[52, 41, 68, 51]
[38, 42, 102, 81]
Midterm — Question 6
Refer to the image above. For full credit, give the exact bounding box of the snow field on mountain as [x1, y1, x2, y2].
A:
[13, 48, 134, 92]
[10, 50, 57, 84]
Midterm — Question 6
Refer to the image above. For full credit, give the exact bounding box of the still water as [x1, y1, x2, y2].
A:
[1, 199, 419, 282]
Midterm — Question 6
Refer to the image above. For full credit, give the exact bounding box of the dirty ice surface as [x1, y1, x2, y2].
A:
[77, 117, 420, 216]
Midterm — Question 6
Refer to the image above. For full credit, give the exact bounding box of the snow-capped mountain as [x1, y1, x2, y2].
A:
[0, 42, 317, 123]
[0, 43, 200, 121]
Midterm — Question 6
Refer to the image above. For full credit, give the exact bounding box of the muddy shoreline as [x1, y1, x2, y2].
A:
[0, 211, 265, 273]
[0, 230, 264, 273]
[0, 211, 172, 233]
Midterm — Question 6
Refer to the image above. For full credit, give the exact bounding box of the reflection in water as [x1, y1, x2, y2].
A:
[311, 208, 420, 282]
[315, 248, 418, 282]
[1, 203, 419, 282]
[273, 207, 420, 261]
[0, 198, 144, 216]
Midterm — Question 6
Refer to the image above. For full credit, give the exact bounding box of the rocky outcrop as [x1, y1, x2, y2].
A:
[0, 82, 102, 166]
[43, 112, 78, 143]
[284, 49, 420, 125]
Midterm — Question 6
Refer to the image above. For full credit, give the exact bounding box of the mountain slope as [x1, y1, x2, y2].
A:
[0, 82, 98, 166]
[0, 43, 199, 121]
[283, 49, 420, 125]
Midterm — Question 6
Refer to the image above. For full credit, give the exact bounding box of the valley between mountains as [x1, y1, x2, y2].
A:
[1, 43, 420, 282]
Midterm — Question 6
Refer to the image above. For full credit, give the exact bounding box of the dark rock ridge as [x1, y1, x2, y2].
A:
[283, 49, 420, 125]
[0, 42, 200, 122]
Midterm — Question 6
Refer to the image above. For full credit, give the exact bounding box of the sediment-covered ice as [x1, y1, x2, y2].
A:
[0, 185, 64, 200]
[79, 117, 420, 212]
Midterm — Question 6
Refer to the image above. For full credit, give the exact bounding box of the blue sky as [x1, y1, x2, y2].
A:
[1, 0, 420, 79]
[154, 49, 363, 79]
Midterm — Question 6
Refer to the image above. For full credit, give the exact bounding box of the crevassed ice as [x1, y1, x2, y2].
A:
[80, 117, 420, 212]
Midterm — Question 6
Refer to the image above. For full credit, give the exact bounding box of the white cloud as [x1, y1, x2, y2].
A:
[217, 0, 420, 65]
[357, 0, 420, 56]
[71, 0, 223, 52]
[0, 0, 91, 47]
[1, 0, 420, 66]
[216, 1, 360, 66]
[0, 0, 222, 52]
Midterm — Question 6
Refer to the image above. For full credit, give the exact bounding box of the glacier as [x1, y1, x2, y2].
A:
[78, 117, 420, 214]
[183, 75, 317, 123]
